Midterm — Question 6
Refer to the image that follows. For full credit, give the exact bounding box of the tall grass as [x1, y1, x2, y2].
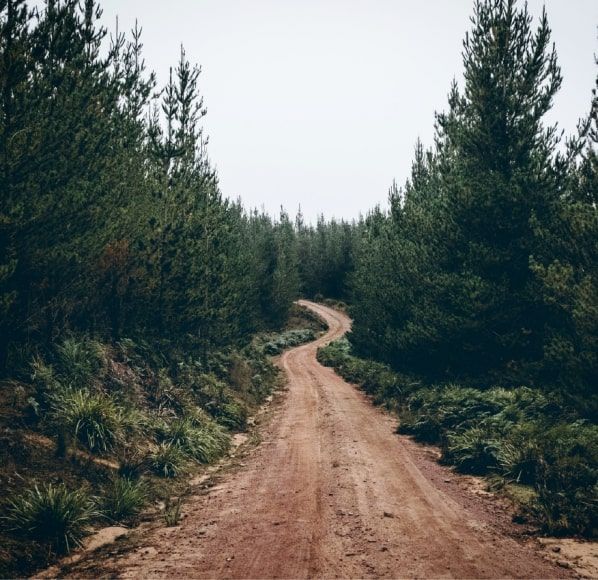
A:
[56, 338, 106, 388]
[100, 477, 147, 522]
[50, 389, 123, 453]
[149, 442, 188, 478]
[163, 417, 230, 463]
[3, 484, 96, 553]
[261, 329, 316, 355]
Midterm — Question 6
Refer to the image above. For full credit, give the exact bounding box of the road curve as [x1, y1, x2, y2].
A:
[61, 301, 565, 579]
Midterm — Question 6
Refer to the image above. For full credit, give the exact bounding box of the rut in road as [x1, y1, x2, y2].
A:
[58, 301, 566, 579]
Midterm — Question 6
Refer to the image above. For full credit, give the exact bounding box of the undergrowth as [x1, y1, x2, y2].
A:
[100, 477, 147, 522]
[0, 308, 318, 576]
[2, 483, 97, 554]
[260, 329, 317, 356]
[318, 338, 598, 538]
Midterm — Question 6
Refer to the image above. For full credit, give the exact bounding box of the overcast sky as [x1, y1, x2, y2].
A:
[98, 1, 596, 223]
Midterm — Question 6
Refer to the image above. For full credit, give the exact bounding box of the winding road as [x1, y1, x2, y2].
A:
[61, 301, 565, 579]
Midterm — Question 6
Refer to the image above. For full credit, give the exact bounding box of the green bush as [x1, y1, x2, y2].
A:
[209, 399, 248, 430]
[398, 386, 513, 443]
[148, 442, 187, 478]
[532, 422, 598, 537]
[50, 389, 123, 453]
[3, 483, 96, 553]
[100, 477, 147, 522]
[31, 356, 61, 395]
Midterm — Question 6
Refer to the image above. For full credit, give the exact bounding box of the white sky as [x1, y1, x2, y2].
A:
[98, 1, 597, 223]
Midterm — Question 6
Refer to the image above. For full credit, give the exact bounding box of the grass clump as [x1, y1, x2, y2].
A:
[191, 373, 250, 430]
[444, 426, 502, 475]
[208, 399, 248, 430]
[55, 338, 106, 389]
[163, 417, 230, 464]
[148, 442, 187, 478]
[100, 477, 147, 522]
[3, 483, 96, 554]
[50, 389, 123, 453]
[532, 422, 598, 537]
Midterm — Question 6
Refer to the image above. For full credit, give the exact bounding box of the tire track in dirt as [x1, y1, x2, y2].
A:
[58, 300, 568, 579]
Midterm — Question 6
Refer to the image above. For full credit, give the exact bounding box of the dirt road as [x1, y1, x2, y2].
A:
[61, 301, 566, 579]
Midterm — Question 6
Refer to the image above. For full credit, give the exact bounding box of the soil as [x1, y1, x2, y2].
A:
[47, 301, 578, 579]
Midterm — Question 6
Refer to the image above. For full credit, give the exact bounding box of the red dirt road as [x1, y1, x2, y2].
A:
[60, 301, 566, 579]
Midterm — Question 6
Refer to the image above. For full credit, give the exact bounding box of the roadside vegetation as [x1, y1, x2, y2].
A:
[0, 0, 596, 572]
[0, 0, 321, 576]
[318, 338, 597, 537]
[313, 0, 597, 540]
[0, 312, 322, 577]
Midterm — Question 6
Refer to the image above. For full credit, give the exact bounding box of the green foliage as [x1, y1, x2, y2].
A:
[100, 477, 147, 522]
[162, 417, 229, 464]
[0, 0, 300, 379]
[295, 214, 355, 300]
[55, 338, 106, 389]
[3, 483, 96, 554]
[49, 389, 123, 454]
[497, 432, 543, 485]
[346, 0, 597, 415]
[148, 442, 187, 478]
[212, 400, 248, 431]
[262, 329, 316, 356]
[321, 340, 597, 537]
[30, 357, 62, 405]
[532, 422, 598, 536]
[445, 427, 502, 475]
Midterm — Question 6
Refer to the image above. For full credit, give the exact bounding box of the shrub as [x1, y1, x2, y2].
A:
[192, 373, 249, 430]
[31, 357, 61, 396]
[152, 368, 189, 414]
[532, 422, 598, 537]
[50, 389, 123, 453]
[148, 442, 187, 478]
[100, 477, 146, 522]
[398, 386, 512, 443]
[3, 483, 96, 553]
